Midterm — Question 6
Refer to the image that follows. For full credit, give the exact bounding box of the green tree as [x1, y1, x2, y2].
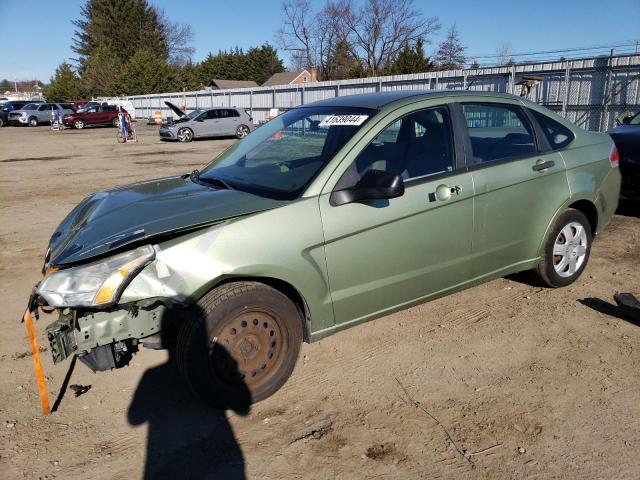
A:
[0, 78, 11, 92]
[72, 0, 168, 71]
[245, 44, 285, 84]
[173, 61, 203, 91]
[107, 50, 175, 96]
[325, 39, 361, 80]
[385, 39, 433, 75]
[44, 62, 85, 101]
[82, 46, 121, 96]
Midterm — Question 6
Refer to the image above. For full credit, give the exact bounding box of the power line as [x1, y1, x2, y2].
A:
[465, 40, 639, 60]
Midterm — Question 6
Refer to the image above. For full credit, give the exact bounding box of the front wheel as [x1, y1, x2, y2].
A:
[176, 282, 303, 407]
[236, 124, 250, 139]
[177, 127, 193, 142]
[534, 208, 592, 287]
[28, 117, 38, 127]
[74, 119, 85, 129]
[112, 117, 120, 127]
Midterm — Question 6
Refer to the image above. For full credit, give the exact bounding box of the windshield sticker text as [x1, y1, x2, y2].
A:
[319, 115, 369, 127]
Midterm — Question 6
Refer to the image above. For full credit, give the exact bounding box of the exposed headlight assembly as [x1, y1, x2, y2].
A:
[36, 245, 155, 307]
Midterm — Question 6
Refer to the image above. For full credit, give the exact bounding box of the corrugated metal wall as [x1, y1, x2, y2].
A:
[123, 54, 640, 131]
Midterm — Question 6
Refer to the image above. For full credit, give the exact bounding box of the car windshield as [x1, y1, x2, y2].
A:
[200, 106, 376, 199]
[22, 103, 38, 110]
[630, 112, 640, 125]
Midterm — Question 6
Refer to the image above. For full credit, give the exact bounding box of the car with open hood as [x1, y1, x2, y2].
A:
[159, 102, 254, 142]
[26, 90, 620, 407]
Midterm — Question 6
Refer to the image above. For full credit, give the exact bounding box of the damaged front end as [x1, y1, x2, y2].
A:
[29, 242, 193, 372]
[44, 300, 180, 372]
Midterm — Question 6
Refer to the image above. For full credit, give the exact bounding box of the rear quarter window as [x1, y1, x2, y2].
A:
[530, 110, 575, 150]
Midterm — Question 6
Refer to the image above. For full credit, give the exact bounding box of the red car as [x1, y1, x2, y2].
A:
[64, 104, 123, 129]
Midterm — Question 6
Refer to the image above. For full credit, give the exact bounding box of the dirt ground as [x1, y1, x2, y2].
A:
[0, 124, 639, 480]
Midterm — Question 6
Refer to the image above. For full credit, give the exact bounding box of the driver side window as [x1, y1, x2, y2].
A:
[336, 106, 455, 190]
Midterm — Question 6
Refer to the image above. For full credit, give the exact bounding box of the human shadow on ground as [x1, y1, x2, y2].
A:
[128, 312, 251, 480]
[579, 296, 640, 327]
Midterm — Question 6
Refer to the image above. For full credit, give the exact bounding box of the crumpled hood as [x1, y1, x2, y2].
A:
[48, 175, 287, 266]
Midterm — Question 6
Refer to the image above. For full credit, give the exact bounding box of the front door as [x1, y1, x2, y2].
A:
[320, 104, 474, 327]
[459, 101, 571, 278]
[192, 109, 219, 137]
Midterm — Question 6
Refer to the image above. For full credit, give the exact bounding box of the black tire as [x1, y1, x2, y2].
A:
[236, 124, 250, 139]
[112, 117, 120, 127]
[28, 116, 38, 127]
[534, 208, 592, 288]
[176, 282, 303, 408]
[0, 118, 4, 127]
[177, 127, 193, 142]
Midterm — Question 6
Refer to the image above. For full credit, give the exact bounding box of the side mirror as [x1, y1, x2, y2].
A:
[330, 169, 405, 206]
[195, 117, 204, 122]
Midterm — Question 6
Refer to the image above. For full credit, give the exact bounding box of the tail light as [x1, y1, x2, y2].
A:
[609, 144, 620, 168]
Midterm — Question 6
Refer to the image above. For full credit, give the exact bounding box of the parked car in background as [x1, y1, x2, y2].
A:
[64, 104, 123, 129]
[8, 102, 73, 126]
[30, 91, 620, 407]
[608, 111, 640, 200]
[0, 100, 40, 127]
[159, 102, 254, 142]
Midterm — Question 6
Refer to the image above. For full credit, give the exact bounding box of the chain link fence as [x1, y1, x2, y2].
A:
[123, 54, 640, 132]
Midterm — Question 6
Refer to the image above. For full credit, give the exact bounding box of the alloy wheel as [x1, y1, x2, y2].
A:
[177, 128, 193, 142]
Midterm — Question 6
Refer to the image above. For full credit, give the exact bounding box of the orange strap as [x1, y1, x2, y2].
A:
[23, 309, 51, 415]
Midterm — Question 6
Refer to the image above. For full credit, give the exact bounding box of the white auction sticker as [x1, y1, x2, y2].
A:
[319, 114, 369, 127]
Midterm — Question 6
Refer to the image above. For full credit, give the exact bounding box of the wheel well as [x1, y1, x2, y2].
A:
[214, 277, 311, 343]
[568, 200, 598, 235]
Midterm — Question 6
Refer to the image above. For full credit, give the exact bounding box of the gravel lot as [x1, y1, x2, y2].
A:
[1, 124, 639, 479]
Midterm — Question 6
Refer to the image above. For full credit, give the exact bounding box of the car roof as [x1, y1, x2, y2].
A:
[302, 90, 524, 110]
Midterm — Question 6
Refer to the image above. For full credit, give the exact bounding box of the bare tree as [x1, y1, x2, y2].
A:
[495, 42, 515, 66]
[154, 7, 196, 66]
[277, 0, 342, 80]
[278, 0, 440, 78]
[435, 24, 466, 70]
[333, 0, 440, 76]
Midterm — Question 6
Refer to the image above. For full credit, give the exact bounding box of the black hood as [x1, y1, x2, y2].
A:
[48, 175, 287, 266]
[165, 101, 186, 118]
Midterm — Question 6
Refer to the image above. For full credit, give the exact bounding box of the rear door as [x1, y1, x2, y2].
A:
[320, 103, 475, 326]
[460, 101, 570, 278]
[216, 109, 239, 135]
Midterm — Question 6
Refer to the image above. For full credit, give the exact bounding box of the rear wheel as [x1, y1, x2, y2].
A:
[28, 116, 38, 127]
[176, 282, 303, 407]
[177, 127, 193, 142]
[236, 124, 250, 139]
[534, 209, 592, 287]
[0, 118, 4, 127]
[112, 117, 120, 127]
[74, 119, 85, 129]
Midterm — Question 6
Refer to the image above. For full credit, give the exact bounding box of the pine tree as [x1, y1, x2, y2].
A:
[0, 79, 11, 93]
[385, 39, 433, 75]
[44, 63, 85, 101]
[82, 46, 121, 96]
[107, 50, 175, 96]
[245, 44, 285, 84]
[72, 0, 168, 71]
[436, 24, 466, 70]
[326, 40, 361, 80]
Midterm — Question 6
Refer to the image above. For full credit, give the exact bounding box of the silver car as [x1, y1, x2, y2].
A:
[8, 102, 74, 127]
[159, 102, 254, 142]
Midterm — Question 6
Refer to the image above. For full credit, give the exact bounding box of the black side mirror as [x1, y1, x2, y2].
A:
[330, 169, 405, 206]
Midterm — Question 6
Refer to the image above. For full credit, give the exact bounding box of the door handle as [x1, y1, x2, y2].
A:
[434, 184, 462, 201]
[532, 160, 555, 172]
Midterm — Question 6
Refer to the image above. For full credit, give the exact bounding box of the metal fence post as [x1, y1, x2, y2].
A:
[561, 61, 571, 117]
[249, 89, 253, 118]
[600, 50, 614, 131]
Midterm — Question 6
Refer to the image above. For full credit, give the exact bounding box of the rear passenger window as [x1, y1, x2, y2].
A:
[228, 109, 240, 117]
[337, 106, 454, 188]
[462, 103, 536, 164]
[530, 110, 574, 150]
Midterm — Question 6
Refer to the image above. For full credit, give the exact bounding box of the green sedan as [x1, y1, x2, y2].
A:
[30, 91, 621, 407]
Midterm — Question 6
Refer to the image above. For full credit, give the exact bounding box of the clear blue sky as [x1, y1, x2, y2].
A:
[0, 0, 638, 81]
